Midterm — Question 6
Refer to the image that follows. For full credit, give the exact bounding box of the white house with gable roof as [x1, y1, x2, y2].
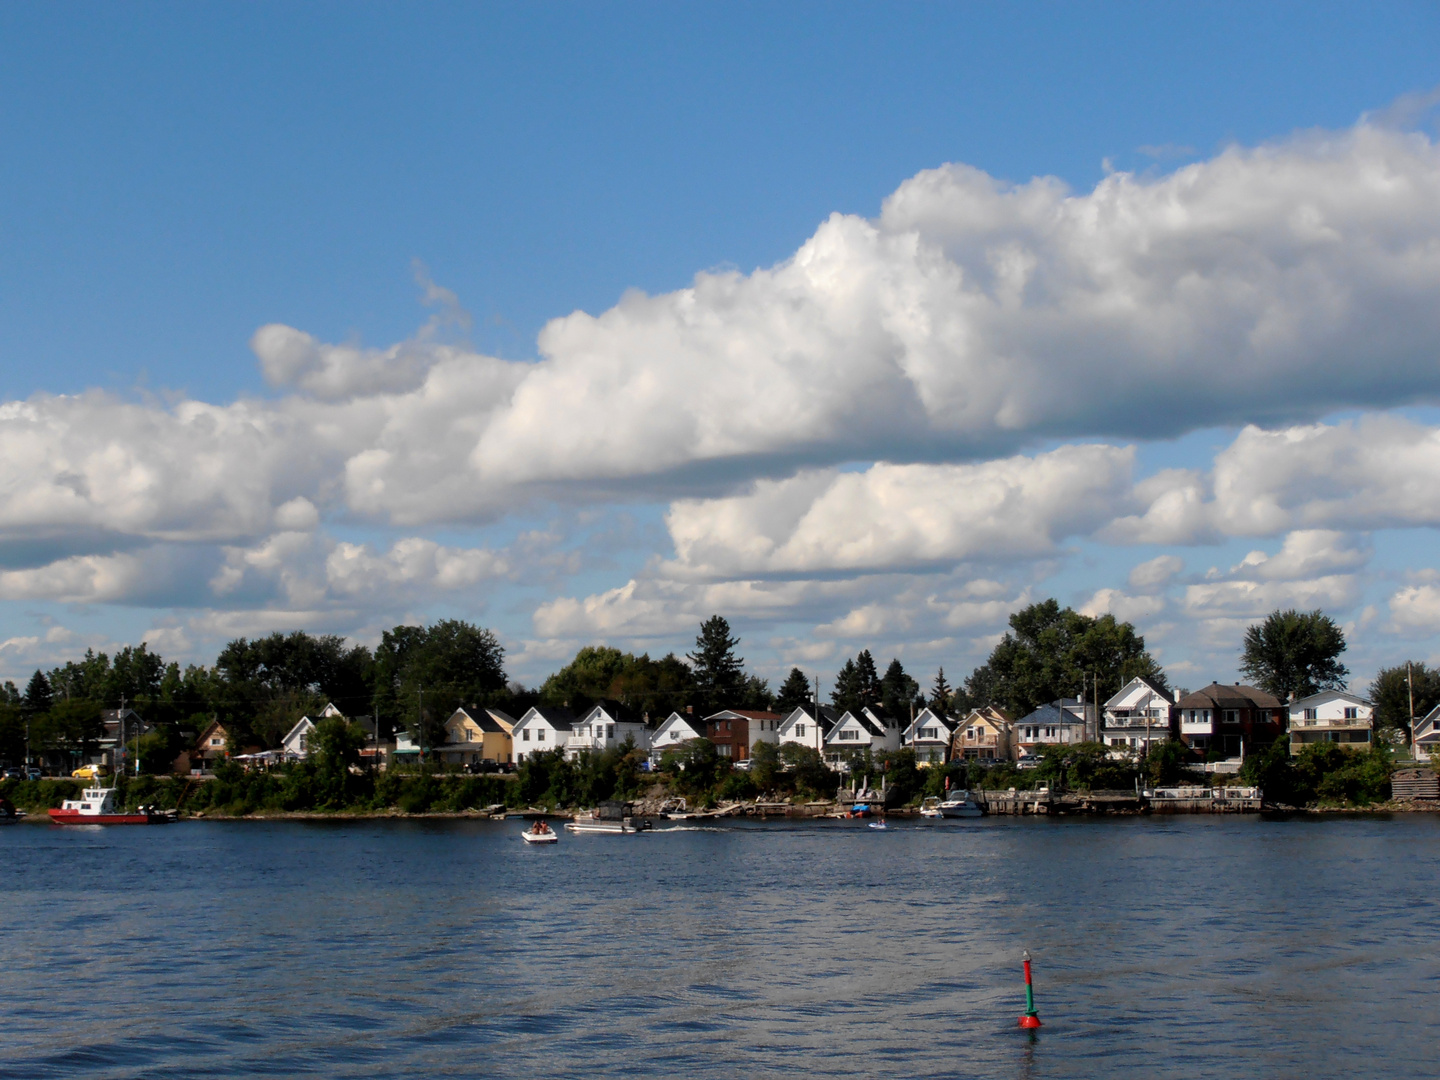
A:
[511, 706, 579, 763]
[823, 707, 901, 770]
[1101, 677, 1175, 754]
[564, 703, 650, 759]
[902, 708, 956, 765]
[775, 703, 840, 754]
[649, 710, 705, 763]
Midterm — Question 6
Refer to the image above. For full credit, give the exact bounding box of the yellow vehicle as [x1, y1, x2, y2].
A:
[71, 764, 110, 780]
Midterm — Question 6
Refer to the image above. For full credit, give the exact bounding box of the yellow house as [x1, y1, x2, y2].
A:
[437, 707, 516, 766]
[951, 706, 1013, 761]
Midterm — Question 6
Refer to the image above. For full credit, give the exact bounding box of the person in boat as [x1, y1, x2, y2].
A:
[533, 820, 549, 834]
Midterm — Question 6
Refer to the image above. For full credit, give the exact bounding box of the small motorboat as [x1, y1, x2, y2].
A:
[0, 797, 25, 824]
[919, 796, 943, 819]
[847, 802, 873, 818]
[867, 820, 888, 830]
[521, 820, 558, 844]
[939, 791, 983, 818]
[48, 786, 176, 825]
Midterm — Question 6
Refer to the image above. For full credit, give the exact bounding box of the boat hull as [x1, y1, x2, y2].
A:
[521, 831, 558, 844]
[48, 809, 170, 825]
[565, 821, 634, 834]
[939, 804, 982, 818]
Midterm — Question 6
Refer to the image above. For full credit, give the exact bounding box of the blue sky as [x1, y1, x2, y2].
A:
[3, 3, 1440, 695]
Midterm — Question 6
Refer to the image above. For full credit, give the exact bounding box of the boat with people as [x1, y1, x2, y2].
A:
[48, 785, 176, 825]
[521, 819, 558, 844]
[938, 790, 983, 818]
[867, 819, 888, 829]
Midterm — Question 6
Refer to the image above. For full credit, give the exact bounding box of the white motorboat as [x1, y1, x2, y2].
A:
[939, 790, 983, 818]
[919, 796, 943, 819]
[521, 821, 558, 844]
[867, 820, 888, 830]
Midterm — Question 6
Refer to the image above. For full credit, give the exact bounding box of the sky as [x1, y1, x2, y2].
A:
[3, 2, 1440, 697]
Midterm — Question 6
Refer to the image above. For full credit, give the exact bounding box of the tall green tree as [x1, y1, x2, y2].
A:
[929, 667, 953, 714]
[775, 668, 813, 713]
[879, 658, 920, 720]
[23, 670, 52, 714]
[1239, 609, 1348, 700]
[831, 658, 861, 714]
[375, 620, 506, 747]
[1369, 661, 1440, 745]
[964, 599, 1166, 720]
[687, 616, 746, 711]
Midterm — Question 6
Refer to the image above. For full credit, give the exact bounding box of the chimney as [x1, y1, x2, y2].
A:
[686, 705, 693, 715]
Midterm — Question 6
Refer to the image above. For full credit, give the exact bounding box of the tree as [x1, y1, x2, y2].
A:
[964, 600, 1166, 719]
[1240, 609, 1348, 701]
[749, 739, 782, 790]
[687, 616, 746, 711]
[880, 658, 920, 721]
[778, 742, 838, 798]
[539, 647, 696, 717]
[23, 671, 52, 714]
[374, 620, 506, 747]
[1369, 662, 1440, 745]
[832, 652, 881, 715]
[776, 668, 813, 713]
[929, 667, 953, 714]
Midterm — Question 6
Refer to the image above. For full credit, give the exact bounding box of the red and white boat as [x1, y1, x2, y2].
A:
[48, 785, 176, 825]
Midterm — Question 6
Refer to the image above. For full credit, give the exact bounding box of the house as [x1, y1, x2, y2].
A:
[1012, 700, 1087, 764]
[434, 707, 517, 767]
[1101, 677, 1176, 754]
[565, 703, 649, 759]
[903, 707, 957, 765]
[283, 704, 380, 760]
[1412, 704, 1440, 760]
[822, 707, 901, 770]
[1287, 691, 1373, 755]
[511, 706, 579, 763]
[1174, 684, 1285, 760]
[951, 706, 1014, 761]
[193, 720, 232, 770]
[649, 709, 706, 763]
[775, 703, 841, 754]
[281, 716, 316, 758]
[703, 709, 784, 763]
[96, 707, 151, 770]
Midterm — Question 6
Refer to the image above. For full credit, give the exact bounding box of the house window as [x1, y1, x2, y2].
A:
[796, 724, 805, 737]
[523, 730, 531, 742]
[966, 729, 976, 741]
[537, 729, 546, 741]
[839, 730, 858, 741]
[298, 735, 307, 752]
[607, 724, 615, 738]
[1344, 708, 1358, 720]
[1224, 710, 1240, 724]
[210, 737, 222, 746]
[1303, 709, 1317, 720]
[1044, 727, 1055, 738]
[717, 744, 732, 757]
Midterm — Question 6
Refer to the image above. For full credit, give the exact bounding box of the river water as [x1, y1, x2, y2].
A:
[3, 814, 1438, 1079]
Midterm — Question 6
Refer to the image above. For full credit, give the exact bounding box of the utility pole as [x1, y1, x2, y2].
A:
[1408, 662, 1416, 756]
[119, 694, 126, 781]
[418, 685, 425, 769]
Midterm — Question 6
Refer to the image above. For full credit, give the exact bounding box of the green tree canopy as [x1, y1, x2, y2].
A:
[963, 599, 1166, 720]
[538, 646, 695, 717]
[375, 620, 506, 747]
[23, 670, 53, 713]
[831, 651, 882, 715]
[1369, 661, 1440, 744]
[1239, 609, 1348, 700]
[880, 658, 921, 720]
[687, 616, 746, 711]
[775, 668, 813, 713]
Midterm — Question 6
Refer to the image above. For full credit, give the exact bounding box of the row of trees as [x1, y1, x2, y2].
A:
[4, 597, 1437, 773]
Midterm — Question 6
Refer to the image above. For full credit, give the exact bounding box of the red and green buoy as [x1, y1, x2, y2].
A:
[1018, 949, 1042, 1028]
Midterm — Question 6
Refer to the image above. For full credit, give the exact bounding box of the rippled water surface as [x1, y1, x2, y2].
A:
[4, 814, 1439, 1079]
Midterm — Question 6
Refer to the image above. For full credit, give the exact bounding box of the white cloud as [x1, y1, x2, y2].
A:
[1227, 530, 1370, 580]
[1389, 584, 1440, 632]
[1079, 588, 1167, 622]
[1128, 555, 1184, 590]
[1182, 575, 1360, 618]
[663, 445, 1135, 577]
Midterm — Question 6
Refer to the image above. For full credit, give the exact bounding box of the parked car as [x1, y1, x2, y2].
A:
[24, 767, 41, 781]
[71, 764, 110, 780]
[1, 767, 23, 781]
